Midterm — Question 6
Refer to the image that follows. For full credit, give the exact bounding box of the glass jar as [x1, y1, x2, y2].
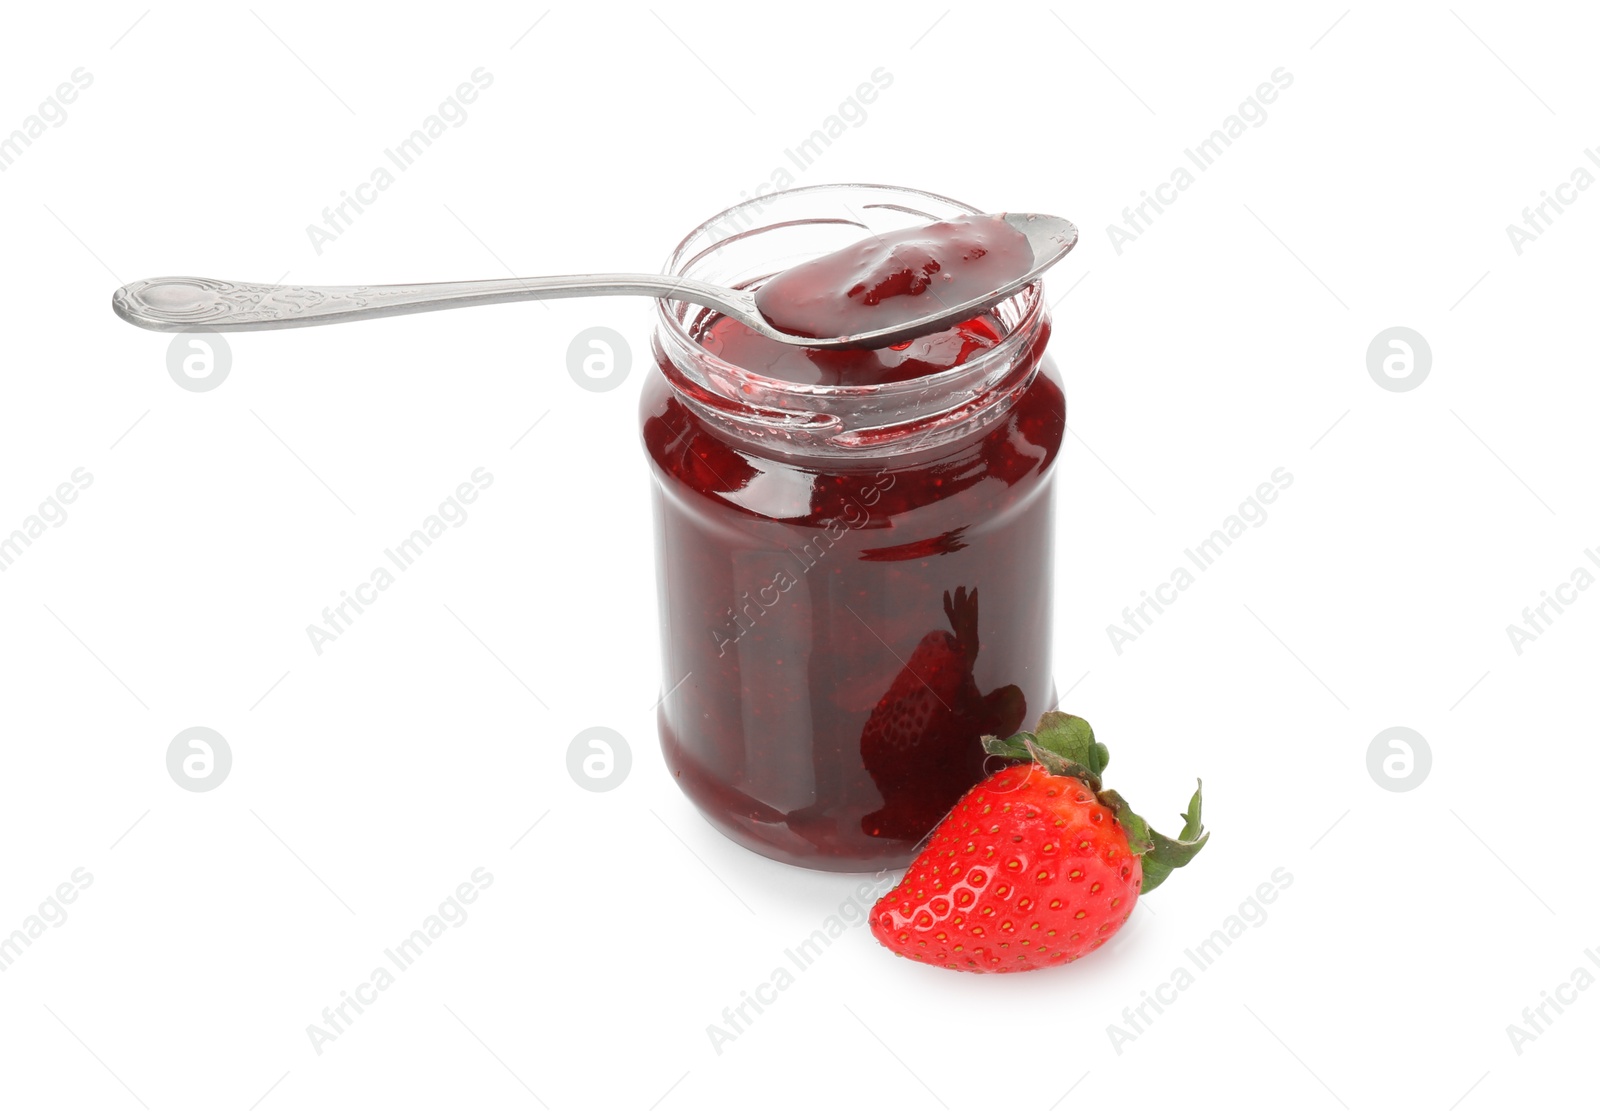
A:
[641, 184, 1064, 872]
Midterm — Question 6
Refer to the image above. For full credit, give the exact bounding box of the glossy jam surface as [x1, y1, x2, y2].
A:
[702, 312, 1004, 387]
[644, 305, 1063, 870]
[753, 214, 1033, 340]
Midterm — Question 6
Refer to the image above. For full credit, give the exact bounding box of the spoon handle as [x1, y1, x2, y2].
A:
[111, 273, 753, 332]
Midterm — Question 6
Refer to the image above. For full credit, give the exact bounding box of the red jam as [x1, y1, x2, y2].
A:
[701, 311, 1006, 387]
[643, 213, 1064, 871]
[753, 214, 1033, 340]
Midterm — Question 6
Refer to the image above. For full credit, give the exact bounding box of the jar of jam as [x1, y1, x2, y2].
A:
[641, 184, 1065, 871]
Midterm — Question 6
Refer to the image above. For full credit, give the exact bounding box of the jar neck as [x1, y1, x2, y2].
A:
[652, 289, 1051, 463]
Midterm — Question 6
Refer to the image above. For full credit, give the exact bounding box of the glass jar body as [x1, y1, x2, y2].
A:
[641, 183, 1066, 871]
[642, 355, 1064, 871]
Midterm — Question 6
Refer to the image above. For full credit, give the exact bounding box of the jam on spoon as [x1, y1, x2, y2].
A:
[707, 213, 1037, 387]
[753, 213, 1035, 342]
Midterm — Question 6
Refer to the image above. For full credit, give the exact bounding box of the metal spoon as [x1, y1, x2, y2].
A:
[110, 213, 1077, 350]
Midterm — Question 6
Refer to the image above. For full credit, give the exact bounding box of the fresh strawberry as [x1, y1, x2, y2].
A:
[870, 712, 1206, 972]
[860, 586, 1025, 842]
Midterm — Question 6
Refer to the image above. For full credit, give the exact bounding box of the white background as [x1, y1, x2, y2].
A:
[2, 2, 1595, 1115]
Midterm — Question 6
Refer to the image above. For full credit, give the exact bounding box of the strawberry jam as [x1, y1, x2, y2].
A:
[752, 213, 1033, 341]
[642, 187, 1065, 871]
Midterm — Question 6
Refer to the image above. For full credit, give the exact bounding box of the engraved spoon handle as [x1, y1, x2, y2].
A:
[111, 274, 763, 333]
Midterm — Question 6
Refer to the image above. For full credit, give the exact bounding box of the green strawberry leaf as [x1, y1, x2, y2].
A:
[979, 731, 1035, 762]
[1031, 713, 1110, 780]
[981, 731, 1102, 790]
[1131, 781, 1208, 894]
[1098, 789, 1154, 857]
[1026, 745, 1101, 790]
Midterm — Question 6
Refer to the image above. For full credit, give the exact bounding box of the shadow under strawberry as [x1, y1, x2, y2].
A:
[860, 586, 1025, 842]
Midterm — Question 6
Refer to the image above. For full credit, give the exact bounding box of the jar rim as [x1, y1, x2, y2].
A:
[651, 183, 1049, 458]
